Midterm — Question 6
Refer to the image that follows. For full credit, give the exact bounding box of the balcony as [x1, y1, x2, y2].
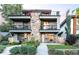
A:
[9, 25, 31, 32]
[40, 25, 59, 33]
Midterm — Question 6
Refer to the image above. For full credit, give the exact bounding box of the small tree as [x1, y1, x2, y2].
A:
[65, 10, 71, 39]
[0, 4, 22, 32]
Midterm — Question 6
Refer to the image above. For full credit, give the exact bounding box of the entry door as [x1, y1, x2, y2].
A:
[48, 34, 55, 41]
[45, 34, 55, 42]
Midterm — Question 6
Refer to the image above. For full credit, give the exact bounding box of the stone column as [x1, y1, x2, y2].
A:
[30, 12, 41, 41]
[42, 34, 44, 43]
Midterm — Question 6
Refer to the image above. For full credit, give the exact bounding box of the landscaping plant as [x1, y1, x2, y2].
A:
[0, 45, 6, 53]
[65, 34, 77, 45]
[10, 45, 37, 55]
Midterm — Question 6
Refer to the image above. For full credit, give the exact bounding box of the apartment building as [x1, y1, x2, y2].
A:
[8, 10, 60, 43]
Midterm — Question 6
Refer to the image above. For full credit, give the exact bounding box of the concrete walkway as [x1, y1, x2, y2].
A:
[36, 43, 48, 55]
[0, 45, 21, 55]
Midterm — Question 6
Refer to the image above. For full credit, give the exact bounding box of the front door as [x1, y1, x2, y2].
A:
[41, 33, 56, 43]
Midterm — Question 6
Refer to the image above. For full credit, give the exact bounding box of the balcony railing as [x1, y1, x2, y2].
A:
[40, 11, 60, 16]
[41, 25, 57, 30]
[11, 25, 31, 30]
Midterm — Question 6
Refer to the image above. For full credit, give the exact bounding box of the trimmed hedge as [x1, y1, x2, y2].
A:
[48, 49, 64, 55]
[10, 45, 37, 55]
[48, 49, 79, 55]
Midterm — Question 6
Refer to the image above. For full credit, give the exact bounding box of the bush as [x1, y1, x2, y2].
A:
[10, 45, 36, 55]
[10, 47, 19, 55]
[19, 46, 28, 54]
[10, 42, 20, 45]
[0, 45, 6, 53]
[0, 41, 9, 45]
[26, 46, 36, 55]
[22, 40, 39, 47]
[1, 35, 9, 41]
[73, 40, 79, 48]
[48, 49, 64, 55]
[65, 50, 78, 55]
[0, 35, 3, 42]
[66, 34, 77, 45]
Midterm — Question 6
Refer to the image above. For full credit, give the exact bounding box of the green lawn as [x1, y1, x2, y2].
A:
[47, 45, 77, 49]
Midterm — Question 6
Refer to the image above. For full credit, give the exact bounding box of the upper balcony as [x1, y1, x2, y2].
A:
[40, 11, 60, 19]
[40, 25, 59, 33]
[9, 25, 31, 33]
[8, 15, 31, 22]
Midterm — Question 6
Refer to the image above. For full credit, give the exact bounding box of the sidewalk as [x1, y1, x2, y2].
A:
[36, 43, 48, 55]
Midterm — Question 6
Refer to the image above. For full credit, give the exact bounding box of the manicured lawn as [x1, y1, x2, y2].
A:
[47, 45, 77, 49]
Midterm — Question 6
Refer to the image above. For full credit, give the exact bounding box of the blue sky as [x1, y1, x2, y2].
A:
[23, 4, 79, 23]
[23, 4, 79, 11]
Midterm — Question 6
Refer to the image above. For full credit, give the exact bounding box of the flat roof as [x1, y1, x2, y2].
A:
[22, 9, 51, 14]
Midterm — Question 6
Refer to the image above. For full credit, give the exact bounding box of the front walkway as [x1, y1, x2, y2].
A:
[0, 45, 21, 55]
[36, 43, 48, 55]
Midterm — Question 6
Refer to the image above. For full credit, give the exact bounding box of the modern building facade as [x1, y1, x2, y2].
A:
[8, 10, 60, 43]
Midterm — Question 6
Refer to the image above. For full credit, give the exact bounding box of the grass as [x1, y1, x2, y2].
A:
[47, 45, 77, 49]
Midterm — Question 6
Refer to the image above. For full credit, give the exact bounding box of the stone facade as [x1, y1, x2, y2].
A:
[30, 12, 41, 41]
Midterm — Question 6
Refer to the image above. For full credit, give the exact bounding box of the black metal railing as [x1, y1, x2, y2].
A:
[41, 25, 57, 30]
[11, 25, 31, 30]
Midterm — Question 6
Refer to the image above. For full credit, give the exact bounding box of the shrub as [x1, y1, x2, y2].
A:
[10, 47, 20, 55]
[0, 41, 9, 45]
[10, 42, 20, 45]
[66, 34, 77, 45]
[77, 50, 79, 54]
[2, 35, 8, 41]
[10, 45, 36, 55]
[0, 35, 3, 42]
[26, 46, 36, 55]
[64, 50, 78, 55]
[48, 49, 64, 55]
[19, 46, 28, 54]
[0, 45, 6, 53]
[22, 40, 39, 47]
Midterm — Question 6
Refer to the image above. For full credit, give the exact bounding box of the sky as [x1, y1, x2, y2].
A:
[23, 4, 79, 23]
[0, 4, 79, 24]
[23, 4, 79, 11]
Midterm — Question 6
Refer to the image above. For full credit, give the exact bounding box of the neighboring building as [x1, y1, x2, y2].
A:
[70, 15, 79, 35]
[58, 15, 79, 38]
[8, 10, 60, 43]
[0, 32, 9, 36]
